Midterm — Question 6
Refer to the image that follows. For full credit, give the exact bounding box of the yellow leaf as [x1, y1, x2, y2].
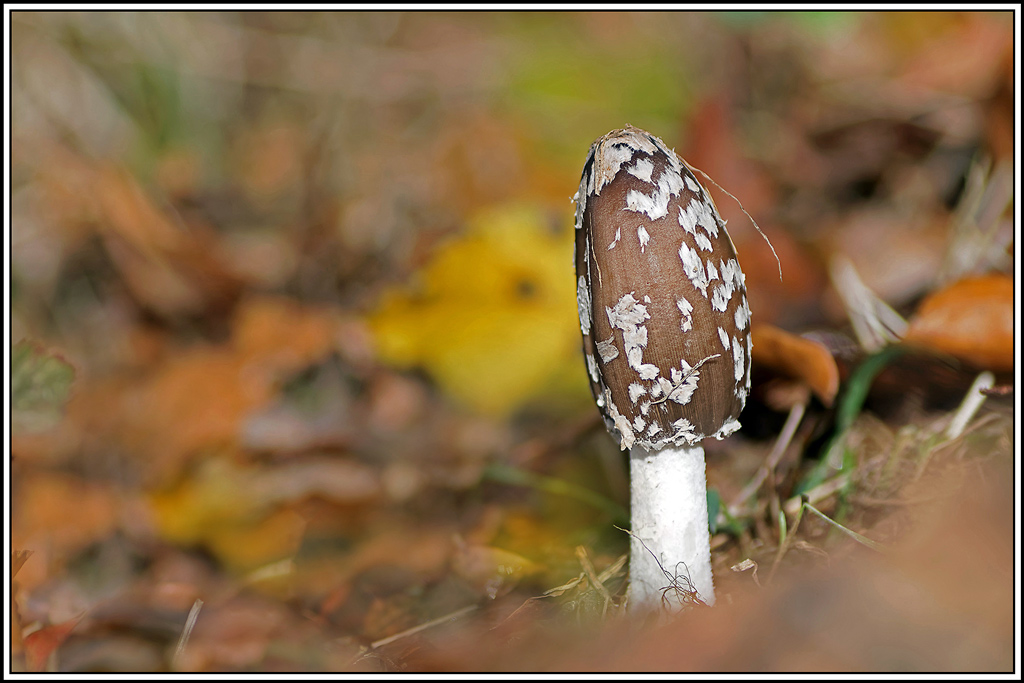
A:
[205, 508, 305, 576]
[369, 204, 587, 415]
[149, 458, 267, 548]
[149, 456, 372, 574]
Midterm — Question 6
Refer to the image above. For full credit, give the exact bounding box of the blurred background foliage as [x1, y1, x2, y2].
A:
[9, 10, 1016, 673]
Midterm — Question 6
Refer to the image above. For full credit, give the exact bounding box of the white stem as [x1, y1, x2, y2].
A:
[627, 443, 715, 613]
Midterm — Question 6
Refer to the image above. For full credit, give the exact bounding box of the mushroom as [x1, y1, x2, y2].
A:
[572, 126, 752, 612]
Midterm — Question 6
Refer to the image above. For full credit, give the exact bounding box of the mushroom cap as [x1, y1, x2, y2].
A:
[573, 125, 752, 451]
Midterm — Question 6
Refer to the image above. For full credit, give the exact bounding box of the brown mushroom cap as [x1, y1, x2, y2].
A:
[574, 126, 752, 450]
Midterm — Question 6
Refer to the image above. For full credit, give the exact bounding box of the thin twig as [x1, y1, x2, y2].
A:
[849, 494, 944, 508]
[173, 599, 203, 668]
[575, 545, 614, 605]
[368, 605, 477, 650]
[730, 558, 761, 587]
[614, 525, 706, 608]
[802, 502, 884, 553]
[596, 553, 627, 584]
[783, 472, 851, 517]
[728, 399, 806, 516]
[686, 162, 783, 281]
[650, 354, 722, 406]
[829, 256, 907, 352]
[944, 371, 995, 440]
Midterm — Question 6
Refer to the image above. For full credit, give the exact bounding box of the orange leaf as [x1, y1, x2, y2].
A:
[904, 274, 1013, 371]
[23, 616, 83, 672]
[751, 324, 840, 407]
[232, 296, 338, 374]
[120, 349, 271, 481]
[12, 473, 118, 557]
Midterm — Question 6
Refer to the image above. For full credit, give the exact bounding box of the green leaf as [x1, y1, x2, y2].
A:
[12, 340, 76, 433]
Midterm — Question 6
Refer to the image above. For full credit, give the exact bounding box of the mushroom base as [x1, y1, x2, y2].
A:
[627, 443, 716, 612]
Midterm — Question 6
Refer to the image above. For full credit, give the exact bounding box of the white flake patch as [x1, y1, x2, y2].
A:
[694, 231, 714, 252]
[706, 260, 719, 283]
[695, 197, 720, 239]
[626, 157, 655, 183]
[606, 292, 648, 328]
[577, 275, 591, 334]
[678, 201, 699, 238]
[735, 296, 750, 331]
[589, 129, 661, 200]
[745, 334, 753, 388]
[714, 416, 741, 440]
[718, 326, 730, 350]
[676, 298, 693, 332]
[639, 400, 651, 415]
[625, 169, 685, 221]
[720, 258, 743, 289]
[572, 180, 588, 229]
[593, 144, 635, 195]
[636, 360, 660, 380]
[625, 335, 647, 367]
[646, 422, 662, 437]
[633, 414, 646, 431]
[606, 292, 660, 380]
[628, 383, 646, 404]
[586, 353, 600, 382]
[649, 382, 662, 399]
[637, 225, 651, 253]
[605, 396, 635, 449]
[732, 335, 745, 383]
[663, 361, 699, 406]
[596, 336, 619, 363]
[670, 418, 700, 445]
[711, 283, 730, 312]
[678, 243, 710, 296]
[602, 228, 618, 252]
[684, 173, 701, 194]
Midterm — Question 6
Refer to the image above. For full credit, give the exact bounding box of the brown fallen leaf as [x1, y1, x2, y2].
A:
[903, 273, 1013, 371]
[93, 165, 242, 318]
[751, 324, 840, 407]
[112, 295, 340, 482]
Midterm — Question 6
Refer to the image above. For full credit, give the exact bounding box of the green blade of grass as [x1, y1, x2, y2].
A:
[802, 501, 884, 552]
[796, 345, 908, 495]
